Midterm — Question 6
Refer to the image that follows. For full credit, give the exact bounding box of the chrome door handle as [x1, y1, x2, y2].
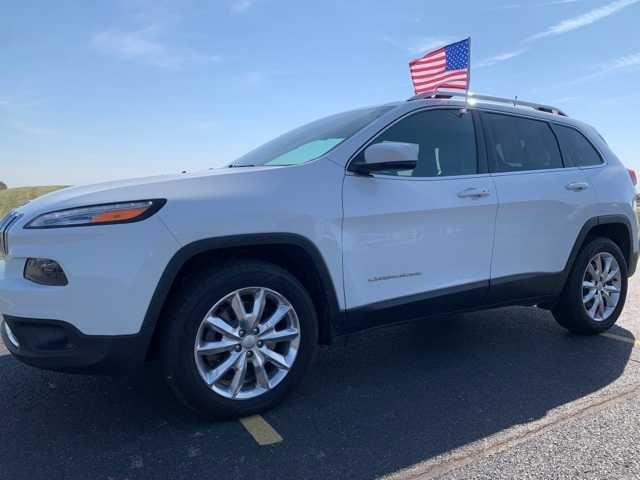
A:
[565, 181, 589, 192]
[457, 188, 490, 199]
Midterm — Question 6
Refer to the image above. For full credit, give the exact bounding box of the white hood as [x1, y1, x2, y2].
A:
[14, 166, 277, 218]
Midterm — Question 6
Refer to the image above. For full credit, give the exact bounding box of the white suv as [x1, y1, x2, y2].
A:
[1, 91, 637, 418]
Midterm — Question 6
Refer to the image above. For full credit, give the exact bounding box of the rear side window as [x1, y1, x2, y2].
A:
[552, 124, 603, 167]
[482, 113, 563, 173]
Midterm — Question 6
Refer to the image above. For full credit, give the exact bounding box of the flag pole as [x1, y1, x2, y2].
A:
[465, 36, 472, 107]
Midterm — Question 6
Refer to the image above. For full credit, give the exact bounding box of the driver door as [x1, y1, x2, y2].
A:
[341, 108, 498, 327]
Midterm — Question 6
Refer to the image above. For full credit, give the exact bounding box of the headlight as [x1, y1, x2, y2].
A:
[25, 199, 166, 229]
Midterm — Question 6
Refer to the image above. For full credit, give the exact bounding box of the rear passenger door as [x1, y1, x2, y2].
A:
[480, 111, 596, 299]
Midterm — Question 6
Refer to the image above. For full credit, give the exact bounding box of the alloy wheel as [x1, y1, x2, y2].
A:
[193, 287, 301, 400]
[582, 252, 622, 322]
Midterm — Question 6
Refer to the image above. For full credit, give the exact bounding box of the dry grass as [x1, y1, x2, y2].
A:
[0, 186, 66, 217]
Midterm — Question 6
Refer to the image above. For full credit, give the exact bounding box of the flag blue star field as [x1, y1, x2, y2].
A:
[409, 38, 470, 94]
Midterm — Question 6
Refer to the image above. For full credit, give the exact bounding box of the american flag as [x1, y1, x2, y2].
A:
[409, 38, 470, 94]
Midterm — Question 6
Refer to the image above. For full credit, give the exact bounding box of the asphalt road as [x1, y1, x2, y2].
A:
[2, 276, 640, 480]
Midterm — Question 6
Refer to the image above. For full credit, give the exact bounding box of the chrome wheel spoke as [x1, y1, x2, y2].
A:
[229, 353, 248, 398]
[604, 285, 620, 293]
[262, 304, 291, 332]
[252, 351, 272, 390]
[603, 255, 613, 277]
[231, 292, 248, 324]
[605, 269, 619, 282]
[207, 352, 241, 385]
[260, 327, 299, 343]
[583, 280, 596, 289]
[595, 255, 603, 275]
[588, 294, 600, 318]
[197, 339, 238, 356]
[259, 347, 291, 370]
[583, 288, 597, 304]
[597, 293, 606, 318]
[206, 316, 240, 340]
[246, 288, 267, 330]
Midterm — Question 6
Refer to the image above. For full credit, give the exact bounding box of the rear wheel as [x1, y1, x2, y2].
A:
[161, 260, 318, 418]
[553, 237, 628, 334]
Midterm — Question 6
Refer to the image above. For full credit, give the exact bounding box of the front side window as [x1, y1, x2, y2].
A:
[483, 113, 563, 173]
[351, 109, 477, 177]
[231, 106, 394, 167]
[552, 124, 603, 167]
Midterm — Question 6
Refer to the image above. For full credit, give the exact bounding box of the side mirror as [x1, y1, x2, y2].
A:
[350, 142, 418, 175]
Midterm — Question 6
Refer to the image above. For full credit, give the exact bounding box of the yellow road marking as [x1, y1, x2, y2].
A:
[601, 332, 640, 348]
[240, 415, 283, 446]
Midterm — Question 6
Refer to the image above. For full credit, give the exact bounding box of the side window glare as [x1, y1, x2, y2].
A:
[352, 109, 478, 178]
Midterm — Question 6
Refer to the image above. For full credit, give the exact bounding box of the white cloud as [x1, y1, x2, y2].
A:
[601, 51, 640, 70]
[584, 51, 640, 79]
[92, 25, 221, 68]
[551, 51, 640, 86]
[228, 0, 256, 13]
[476, 48, 528, 68]
[527, 0, 640, 40]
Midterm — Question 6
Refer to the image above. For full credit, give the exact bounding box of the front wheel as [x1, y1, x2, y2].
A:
[553, 237, 628, 335]
[161, 260, 318, 418]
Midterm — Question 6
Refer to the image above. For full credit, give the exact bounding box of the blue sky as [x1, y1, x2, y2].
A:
[2, 0, 640, 187]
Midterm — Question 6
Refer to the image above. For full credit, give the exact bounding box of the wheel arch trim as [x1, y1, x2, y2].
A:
[138, 233, 342, 355]
[564, 214, 635, 281]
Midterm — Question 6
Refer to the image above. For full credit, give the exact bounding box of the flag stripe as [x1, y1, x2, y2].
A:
[414, 74, 468, 93]
[413, 71, 468, 88]
[411, 58, 446, 69]
[411, 53, 446, 64]
[411, 67, 446, 79]
[410, 64, 446, 75]
[410, 53, 446, 67]
[413, 70, 467, 84]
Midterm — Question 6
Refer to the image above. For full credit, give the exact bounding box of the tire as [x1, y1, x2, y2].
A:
[161, 259, 318, 419]
[553, 236, 628, 335]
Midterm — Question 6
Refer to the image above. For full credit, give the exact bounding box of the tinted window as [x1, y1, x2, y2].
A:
[352, 109, 477, 177]
[553, 124, 603, 167]
[483, 113, 563, 173]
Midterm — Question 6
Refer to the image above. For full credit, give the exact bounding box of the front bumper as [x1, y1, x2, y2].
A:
[1, 314, 147, 374]
[0, 215, 179, 336]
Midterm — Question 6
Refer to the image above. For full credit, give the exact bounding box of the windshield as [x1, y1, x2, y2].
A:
[231, 105, 394, 167]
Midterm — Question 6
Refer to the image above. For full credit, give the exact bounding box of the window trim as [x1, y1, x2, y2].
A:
[549, 122, 606, 169]
[345, 106, 485, 181]
[478, 109, 566, 175]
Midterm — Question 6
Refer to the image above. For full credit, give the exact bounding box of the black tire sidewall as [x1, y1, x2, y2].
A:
[163, 261, 318, 418]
